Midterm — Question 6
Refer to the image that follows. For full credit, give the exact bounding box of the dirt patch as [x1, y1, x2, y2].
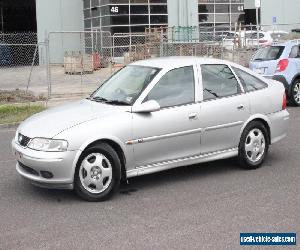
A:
[0, 89, 46, 104]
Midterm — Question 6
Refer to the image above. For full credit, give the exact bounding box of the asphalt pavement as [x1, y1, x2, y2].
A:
[0, 108, 299, 250]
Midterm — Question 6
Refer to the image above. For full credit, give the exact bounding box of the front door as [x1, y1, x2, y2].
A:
[132, 66, 201, 167]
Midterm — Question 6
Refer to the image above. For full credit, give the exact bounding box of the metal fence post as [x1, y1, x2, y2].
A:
[159, 29, 164, 57]
[25, 43, 39, 93]
[221, 31, 224, 60]
[45, 31, 51, 99]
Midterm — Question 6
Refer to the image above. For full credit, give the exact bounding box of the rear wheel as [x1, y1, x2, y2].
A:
[74, 143, 121, 201]
[290, 79, 300, 106]
[238, 121, 269, 169]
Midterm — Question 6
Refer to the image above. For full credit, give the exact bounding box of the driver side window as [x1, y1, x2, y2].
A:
[145, 66, 195, 108]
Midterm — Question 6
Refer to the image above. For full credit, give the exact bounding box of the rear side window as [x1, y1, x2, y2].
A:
[249, 33, 264, 39]
[226, 32, 236, 39]
[201, 64, 241, 101]
[252, 46, 284, 61]
[289, 45, 300, 58]
[233, 67, 268, 92]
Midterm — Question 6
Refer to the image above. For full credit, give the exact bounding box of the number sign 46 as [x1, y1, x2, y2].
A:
[111, 6, 119, 13]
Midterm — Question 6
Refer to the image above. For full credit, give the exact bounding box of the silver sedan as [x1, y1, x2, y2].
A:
[12, 57, 289, 201]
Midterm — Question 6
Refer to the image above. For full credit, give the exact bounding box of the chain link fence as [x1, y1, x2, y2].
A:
[1, 23, 300, 100]
[0, 33, 38, 66]
[0, 32, 49, 97]
[47, 31, 113, 98]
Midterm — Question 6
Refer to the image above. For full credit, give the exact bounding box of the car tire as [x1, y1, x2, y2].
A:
[238, 121, 269, 170]
[290, 79, 300, 106]
[74, 143, 121, 202]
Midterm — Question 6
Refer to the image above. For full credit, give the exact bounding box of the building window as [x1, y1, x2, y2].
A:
[198, 0, 245, 27]
[84, 0, 168, 35]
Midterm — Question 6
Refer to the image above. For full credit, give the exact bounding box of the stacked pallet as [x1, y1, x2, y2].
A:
[64, 51, 93, 74]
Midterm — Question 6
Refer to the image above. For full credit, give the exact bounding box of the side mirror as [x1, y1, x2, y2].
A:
[132, 100, 160, 113]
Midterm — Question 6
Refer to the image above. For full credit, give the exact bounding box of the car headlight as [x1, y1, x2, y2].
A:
[27, 138, 68, 152]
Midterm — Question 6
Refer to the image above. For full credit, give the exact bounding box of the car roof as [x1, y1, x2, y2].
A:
[266, 30, 289, 34]
[273, 39, 300, 47]
[131, 56, 227, 69]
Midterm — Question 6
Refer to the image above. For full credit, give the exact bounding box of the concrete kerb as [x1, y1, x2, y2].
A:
[0, 122, 20, 129]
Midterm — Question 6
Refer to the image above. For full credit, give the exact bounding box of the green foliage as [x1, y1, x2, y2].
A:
[0, 104, 46, 124]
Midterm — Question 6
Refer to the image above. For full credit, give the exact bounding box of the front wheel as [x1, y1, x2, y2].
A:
[290, 79, 300, 106]
[74, 143, 121, 201]
[238, 121, 269, 169]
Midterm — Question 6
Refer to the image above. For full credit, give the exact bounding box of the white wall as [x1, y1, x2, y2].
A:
[245, 0, 300, 31]
[244, 0, 255, 9]
[261, 0, 300, 31]
[167, 0, 198, 27]
[36, 0, 84, 64]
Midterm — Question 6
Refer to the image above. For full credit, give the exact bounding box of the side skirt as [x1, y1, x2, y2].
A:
[126, 147, 238, 178]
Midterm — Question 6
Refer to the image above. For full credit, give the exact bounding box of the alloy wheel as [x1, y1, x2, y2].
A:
[79, 153, 113, 194]
[293, 82, 300, 104]
[245, 128, 266, 163]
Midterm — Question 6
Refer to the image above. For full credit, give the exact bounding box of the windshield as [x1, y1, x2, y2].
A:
[91, 65, 160, 105]
[252, 46, 284, 61]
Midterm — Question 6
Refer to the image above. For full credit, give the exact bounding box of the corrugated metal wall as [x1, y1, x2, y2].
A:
[261, 0, 300, 27]
[36, 0, 84, 63]
[245, 0, 300, 31]
[167, 0, 198, 27]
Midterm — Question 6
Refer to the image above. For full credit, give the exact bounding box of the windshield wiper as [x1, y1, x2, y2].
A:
[89, 96, 130, 105]
[89, 96, 108, 103]
[105, 99, 130, 106]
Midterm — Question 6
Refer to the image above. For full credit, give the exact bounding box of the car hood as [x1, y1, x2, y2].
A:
[18, 99, 130, 138]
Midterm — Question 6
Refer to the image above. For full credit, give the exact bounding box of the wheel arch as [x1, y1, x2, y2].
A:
[289, 74, 300, 95]
[240, 115, 271, 145]
[73, 137, 128, 182]
[292, 74, 300, 83]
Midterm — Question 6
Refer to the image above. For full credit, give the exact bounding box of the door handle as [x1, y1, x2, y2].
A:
[188, 113, 198, 120]
[237, 105, 245, 110]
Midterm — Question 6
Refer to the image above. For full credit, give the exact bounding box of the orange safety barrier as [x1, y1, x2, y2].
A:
[92, 53, 101, 70]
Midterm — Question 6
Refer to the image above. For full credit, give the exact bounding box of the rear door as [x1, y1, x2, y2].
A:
[198, 64, 250, 154]
[232, 66, 272, 114]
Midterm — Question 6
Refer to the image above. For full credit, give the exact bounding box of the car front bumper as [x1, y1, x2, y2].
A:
[12, 140, 80, 189]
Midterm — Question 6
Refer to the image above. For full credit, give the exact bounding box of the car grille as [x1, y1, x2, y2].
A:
[18, 133, 31, 147]
[18, 162, 39, 176]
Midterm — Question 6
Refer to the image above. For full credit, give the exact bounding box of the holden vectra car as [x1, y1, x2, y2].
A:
[12, 57, 289, 201]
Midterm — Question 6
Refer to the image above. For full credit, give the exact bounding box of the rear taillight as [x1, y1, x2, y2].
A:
[282, 92, 287, 110]
[276, 59, 289, 72]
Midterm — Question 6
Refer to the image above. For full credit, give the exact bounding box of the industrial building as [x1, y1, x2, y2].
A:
[1, 1, 300, 39]
[0, 0, 299, 64]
